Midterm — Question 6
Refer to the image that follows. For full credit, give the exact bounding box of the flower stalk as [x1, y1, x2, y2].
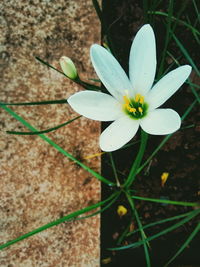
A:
[123, 130, 148, 189]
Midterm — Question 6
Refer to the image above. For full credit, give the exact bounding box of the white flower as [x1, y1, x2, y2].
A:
[68, 24, 192, 152]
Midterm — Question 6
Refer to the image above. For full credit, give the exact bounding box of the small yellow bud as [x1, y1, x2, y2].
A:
[161, 172, 169, 187]
[117, 205, 127, 217]
[59, 56, 77, 79]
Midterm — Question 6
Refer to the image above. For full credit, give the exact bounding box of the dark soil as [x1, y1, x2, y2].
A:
[101, 1, 200, 266]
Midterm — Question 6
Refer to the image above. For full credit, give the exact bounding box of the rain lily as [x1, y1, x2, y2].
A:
[68, 24, 192, 152]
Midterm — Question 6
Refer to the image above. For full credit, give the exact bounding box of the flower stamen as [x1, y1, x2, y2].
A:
[123, 95, 130, 105]
[123, 93, 148, 119]
[138, 107, 143, 114]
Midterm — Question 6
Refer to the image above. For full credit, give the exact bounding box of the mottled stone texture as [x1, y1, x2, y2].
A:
[0, 0, 100, 266]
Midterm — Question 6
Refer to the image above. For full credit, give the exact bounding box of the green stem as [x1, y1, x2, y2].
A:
[123, 130, 148, 188]
[35, 57, 101, 91]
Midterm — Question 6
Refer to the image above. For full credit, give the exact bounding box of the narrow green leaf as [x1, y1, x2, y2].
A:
[0, 192, 117, 250]
[137, 100, 197, 175]
[109, 152, 120, 187]
[75, 191, 120, 221]
[0, 99, 67, 106]
[148, 11, 200, 36]
[1, 105, 114, 186]
[158, 0, 174, 77]
[109, 209, 200, 251]
[126, 193, 151, 266]
[131, 195, 199, 207]
[164, 222, 200, 266]
[127, 210, 194, 237]
[6, 116, 81, 135]
[172, 33, 200, 76]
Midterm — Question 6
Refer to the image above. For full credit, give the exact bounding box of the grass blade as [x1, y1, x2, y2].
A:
[137, 99, 197, 175]
[164, 222, 200, 266]
[109, 152, 120, 187]
[158, 0, 174, 77]
[131, 195, 199, 207]
[149, 11, 200, 36]
[172, 33, 200, 76]
[127, 210, 194, 237]
[0, 192, 117, 250]
[0, 99, 67, 106]
[109, 209, 200, 251]
[1, 105, 114, 186]
[6, 116, 81, 135]
[126, 194, 151, 266]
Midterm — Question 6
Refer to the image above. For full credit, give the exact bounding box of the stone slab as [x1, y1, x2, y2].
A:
[0, 1, 100, 266]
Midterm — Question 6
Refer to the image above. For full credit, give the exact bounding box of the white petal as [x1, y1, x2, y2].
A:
[100, 116, 139, 152]
[90, 44, 133, 100]
[68, 91, 123, 121]
[140, 109, 181, 135]
[129, 24, 156, 96]
[147, 65, 192, 110]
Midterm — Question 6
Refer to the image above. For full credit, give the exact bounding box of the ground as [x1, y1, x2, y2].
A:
[101, 1, 200, 266]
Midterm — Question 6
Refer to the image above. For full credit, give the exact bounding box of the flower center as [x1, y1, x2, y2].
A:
[123, 93, 148, 119]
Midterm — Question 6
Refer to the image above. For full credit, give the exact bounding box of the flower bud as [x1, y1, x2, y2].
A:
[59, 56, 77, 80]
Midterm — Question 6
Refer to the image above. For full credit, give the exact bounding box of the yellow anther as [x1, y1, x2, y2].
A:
[128, 107, 136, 113]
[161, 172, 169, 187]
[139, 96, 144, 104]
[135, 94, 145, 104]
[138, 107, 143, 114]
[123, 95, 130, 105]
[135, 94, 140, 102]
[117, 205, 128, 217]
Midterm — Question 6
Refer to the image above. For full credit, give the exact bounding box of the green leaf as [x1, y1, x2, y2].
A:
[1, 105, 114, 186]
[0, 192, 118, 250]
[126, 193, 151, 266]
[131, 195, 199, 207]
[127, 210, 194, 237]
[0, 99, 67, 106]
[137, 100, 197, 175]
[172, 33, 200, 76]
[149, 11, 200, 36]
[7, 116, 81, 135]
[109, 209, 200, 251]
[164, 222, 200, 266]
